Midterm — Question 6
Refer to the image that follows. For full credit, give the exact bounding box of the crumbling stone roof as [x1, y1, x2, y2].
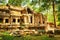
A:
[0, 4, 45, 17]
[0, 4, 24, 12]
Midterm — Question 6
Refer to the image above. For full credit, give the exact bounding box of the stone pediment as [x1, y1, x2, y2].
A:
[0, 5, 25, 11]
[0, 5, 8, 9]
[10, 11, 22, 16]
[10, 6, 24, 11]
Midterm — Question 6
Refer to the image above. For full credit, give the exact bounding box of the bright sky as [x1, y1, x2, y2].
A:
[5, 0, 9, 3]
[0, 0, 9, 4]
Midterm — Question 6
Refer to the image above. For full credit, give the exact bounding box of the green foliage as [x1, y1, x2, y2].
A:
[47, 13, 54, 22]
[0, 0, 6, 5]
[8, 0, 24, 6]
[2, 35, 14, 40]
[58, 4, 60, 12]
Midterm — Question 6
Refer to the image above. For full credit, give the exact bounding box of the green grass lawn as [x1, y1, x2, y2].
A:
[0, 31, 59, 40]
[0, 35, 59, 40]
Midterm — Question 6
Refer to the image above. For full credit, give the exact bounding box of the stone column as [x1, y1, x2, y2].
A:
[19, 17, 20, 26]
[40, 15, 43, 24]
[10, 16, 13, 27]
[10, 16, 12, 24]
[24, 16, 27, 24]
[24, 16, 28, 27]
[3, 18, 5, 24]
[28, 16, 31, 23]
[16, 18, 18, 24]
[32, 15, 34, 25]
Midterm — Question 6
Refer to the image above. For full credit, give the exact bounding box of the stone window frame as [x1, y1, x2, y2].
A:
[5, 19, 9, 23]
[12, 19, 16, 23]
[0, 18, 3, 23]
[18, 19, 20, 23]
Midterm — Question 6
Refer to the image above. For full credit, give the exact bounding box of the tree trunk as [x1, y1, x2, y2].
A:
[52, 0, 56, 28]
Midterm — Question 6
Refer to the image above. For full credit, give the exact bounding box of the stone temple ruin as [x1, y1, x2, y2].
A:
[0, 4, 47, 32]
